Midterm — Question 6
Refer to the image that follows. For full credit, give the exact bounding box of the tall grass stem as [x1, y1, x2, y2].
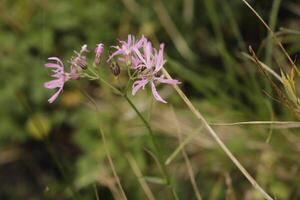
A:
[163, 68, 274, 200]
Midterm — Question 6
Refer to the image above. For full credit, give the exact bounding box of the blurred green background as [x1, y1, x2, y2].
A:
[1, 0, 300, 199]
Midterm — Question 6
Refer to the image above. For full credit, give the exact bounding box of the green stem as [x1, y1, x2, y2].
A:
[98, 76, 123, 96]
[96, 76, 177, 199]
[123, 94, 178, 200]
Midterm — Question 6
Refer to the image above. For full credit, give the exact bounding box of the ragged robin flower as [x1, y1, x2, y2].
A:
[107, 34, 146, 65]
[131, 41, 180, 103]
[44, 57, 73, 103]
[108, 35, 180, 103]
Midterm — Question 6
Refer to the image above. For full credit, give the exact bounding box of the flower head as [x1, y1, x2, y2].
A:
[107, 34, 146, 64]
[44, 57, 71, 103]
[107, 34, 180, 103]
[94, 43, 104, 65]
[130, 40, 180, 103]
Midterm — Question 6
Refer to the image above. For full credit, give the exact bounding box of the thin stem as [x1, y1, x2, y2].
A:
[125, 153, 156, 200]
[162, 68, 274, 200]
[242, 0, 299, 75]
[171, 107, 202, 200]
[96, 76, 178, 199]
[99, 128, 127, 200]
[124, 94, 179, 200]
[94, 184, 100, 200]
[83, 73, 98, 80]
[98, 76, 123, 96]
[124, 95, 153, 136]
[79, 85, 127, 200]
[211, 121, 300, 126]
[242, 53, 283, 83]
[123, 95, 168, 178]
[165, 127, 202, 165]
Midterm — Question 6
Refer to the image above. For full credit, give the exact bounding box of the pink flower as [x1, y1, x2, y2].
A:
[131, 41, 180, 103]
[94, 43, 104, 64]
[107, 34, 146, 64]
[44, 57, 71, 103]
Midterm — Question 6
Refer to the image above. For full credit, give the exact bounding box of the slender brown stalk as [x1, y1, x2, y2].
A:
[242, 0, 299, 75]
[171, 107, 202, 200]
[94, 184, 100, 200]
[125, 153, 156, 200]
[162, 69, 274, 200]
[211, 121, 300, 126]
[99, 128, 127, 200]
[242, 53, 283, 83]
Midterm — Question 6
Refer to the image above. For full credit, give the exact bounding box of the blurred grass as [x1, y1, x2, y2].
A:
[0, 0, 300, 199]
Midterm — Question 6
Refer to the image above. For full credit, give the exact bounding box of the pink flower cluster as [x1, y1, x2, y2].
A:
[44, 57, 71, 104]
[44, 35, 180, 104]
[44, 44, 104, 103]
[109, 35, 180, 103]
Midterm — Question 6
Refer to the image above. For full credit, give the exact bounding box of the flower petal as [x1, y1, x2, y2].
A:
[44, 78, 64, 89]
[131, 56, 143, 69]
[144, 41, 153, 68]
[150, 81, 167, 103]
[45, 63, 61, 69]
[155, 77, 181, 85]
[128, 34, 132, 46]
[48, 87, 63, 103]
[48, 57, 64, 67]
[154, 43, 165, 73]
[135, 35, 146, 49]
[107, 49, 123, 62]
[132, 79, 149, 96]
[133, 48, 146, 65]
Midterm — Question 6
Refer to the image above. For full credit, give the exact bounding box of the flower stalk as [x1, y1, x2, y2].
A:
[162, 68, 274, 200]
[123, 94, 178, 200]
[96, 76, 178, 199]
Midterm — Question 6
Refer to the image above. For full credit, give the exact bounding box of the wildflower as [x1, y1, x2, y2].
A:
[94, 43, 104, 65]
[131, 42, 180, 103]
[107, 34, 146, 64]
[44, 57, 71, 103]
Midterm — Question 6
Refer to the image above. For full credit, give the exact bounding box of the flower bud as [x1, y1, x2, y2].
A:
[110, 62, 120, 76]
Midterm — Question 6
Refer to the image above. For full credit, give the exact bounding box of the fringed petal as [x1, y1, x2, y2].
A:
[150, 81, 167, 103]
[132, 79, 149, 96]
[48, 87, 63, 103]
